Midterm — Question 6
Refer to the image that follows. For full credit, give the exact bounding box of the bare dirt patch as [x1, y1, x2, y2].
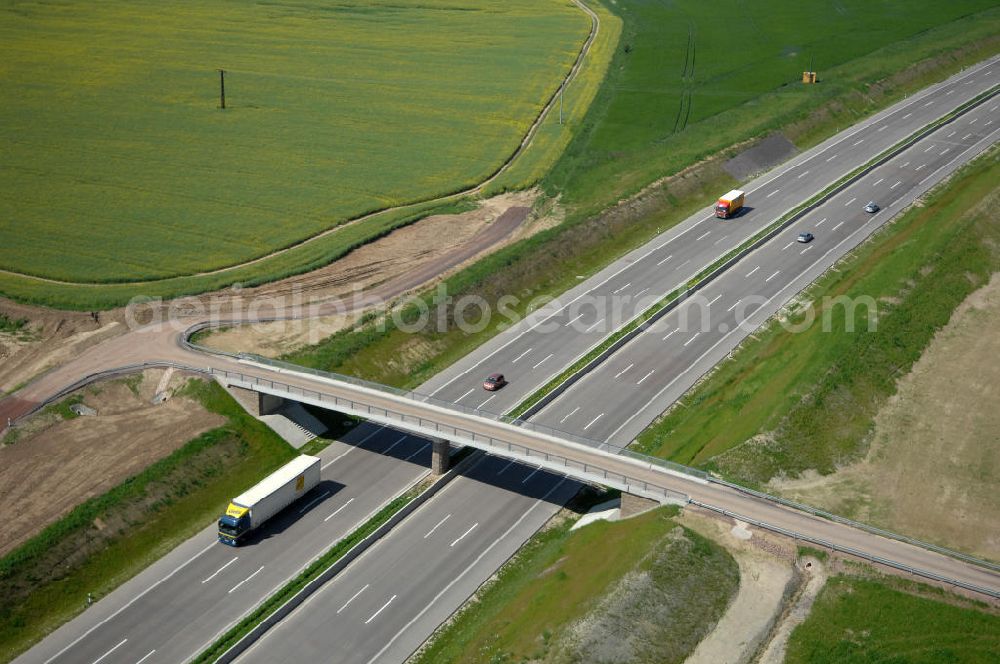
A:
[770, 272, 1000, 560]
[0, 370, 223, 555]
[757, 557, 828, 664]
[0, 190, 539, 379]
[680, 508, 797, 664]
[163, 190, 538, 357]
[0, 303, 128, 394]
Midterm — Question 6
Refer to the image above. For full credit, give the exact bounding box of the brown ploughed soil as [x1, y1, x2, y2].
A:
[0, 370, 223, 556]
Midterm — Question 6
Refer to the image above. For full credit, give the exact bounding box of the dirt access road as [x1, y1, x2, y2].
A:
[0, 199, 532, 410]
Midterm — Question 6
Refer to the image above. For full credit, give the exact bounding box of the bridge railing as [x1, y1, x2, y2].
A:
[234, 354, 710, 477]
[217, 355, 1000, 575]
[211, 366, 689, 505]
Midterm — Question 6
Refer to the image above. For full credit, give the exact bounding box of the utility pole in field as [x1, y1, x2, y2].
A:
[559, 86, 564, 125]
[218, 69, 226, 109]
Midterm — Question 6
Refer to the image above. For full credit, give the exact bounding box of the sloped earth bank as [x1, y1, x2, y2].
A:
[204, 191, 541, 356]
[680, 508, 797, 664]
[770, 272, 1000, 560]
[544, 523, 739, 664]
[757, 557, 829, 664]
[0, 192, 537, 389]
[0, 370, 222, 555]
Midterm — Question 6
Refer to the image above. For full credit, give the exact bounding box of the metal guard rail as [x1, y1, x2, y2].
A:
[211, 367, 689, 506]
[224, 352, 1000, 575]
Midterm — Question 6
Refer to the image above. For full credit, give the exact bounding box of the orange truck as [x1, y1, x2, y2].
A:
[715, 189, 745, 219]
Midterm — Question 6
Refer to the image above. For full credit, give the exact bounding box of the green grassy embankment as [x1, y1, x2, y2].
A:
[413, 503, 738, 664]
[281, 1, 1000, 390]
[0, 0, 596, 307]
[786, 575, 1000, 663]
[546, 1, 1000, 218]
[0, 380, 296, 662]
[633, 147, 1000, 486]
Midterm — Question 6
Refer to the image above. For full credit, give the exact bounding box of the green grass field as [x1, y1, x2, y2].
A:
[786, 575, 1000, 663]
[277, 2, 1000, 392]
[633, 147, 1000, 485]
[546, 0, 1000, 215]
[0, 0, 589, 286]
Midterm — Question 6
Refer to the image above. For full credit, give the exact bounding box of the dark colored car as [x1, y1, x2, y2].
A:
[483, 373, 507, 391]
[864, 201, 880, 213]
[797, 232, 814, 243]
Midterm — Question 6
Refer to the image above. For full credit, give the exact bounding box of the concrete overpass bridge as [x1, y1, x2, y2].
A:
[213, 354, 1000, 600]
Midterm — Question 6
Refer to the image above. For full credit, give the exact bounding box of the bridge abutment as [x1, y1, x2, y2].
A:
[620, 492, 659, 518]
[225, 385, 285, 416]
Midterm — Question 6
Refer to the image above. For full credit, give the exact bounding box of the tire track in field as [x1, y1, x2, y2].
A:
[672, 22, 696, 134]
[1, 1, 602, 289]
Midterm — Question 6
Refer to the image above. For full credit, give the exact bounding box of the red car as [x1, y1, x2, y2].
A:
[483, 373, 507, 391]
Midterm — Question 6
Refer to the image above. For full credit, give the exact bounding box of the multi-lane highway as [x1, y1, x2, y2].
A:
[225, 61, 1000, 664]
[238, 455, 578, 664]
[532, 86, 1000, 443]
[14, 56, 999, 664]
[18, 425, 436, 664]
[421, 57, 1000, 418]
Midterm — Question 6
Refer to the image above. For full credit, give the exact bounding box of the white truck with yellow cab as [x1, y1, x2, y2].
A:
[218, 455, 321, 546]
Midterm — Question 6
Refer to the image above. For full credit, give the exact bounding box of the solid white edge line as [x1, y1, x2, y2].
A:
[425, 57, 998, 399]
[919, 126, 1000, 186]
[363, 478, 568, 664]
[43, 542, 214, 664]
[605, 185, 935, 441]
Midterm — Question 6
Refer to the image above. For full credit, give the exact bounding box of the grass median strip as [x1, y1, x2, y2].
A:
[193, 483, 428, 664]
[510, 87, 997, 423]
[635, 145, 1000, 485]
[281, 26, 1000, 390]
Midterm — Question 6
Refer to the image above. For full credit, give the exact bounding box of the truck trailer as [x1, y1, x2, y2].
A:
[715, 189, 745, 219]
[218, 455, 321, 546]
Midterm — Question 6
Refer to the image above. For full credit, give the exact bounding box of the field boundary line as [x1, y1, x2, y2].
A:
[509, 83, 1000, 423]
[0, 1, 602, 289]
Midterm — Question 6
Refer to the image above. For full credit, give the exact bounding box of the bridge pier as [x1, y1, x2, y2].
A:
[430, 438, 451, 475]
[225, 385, 285, 417]
[620, 492, 659, 518]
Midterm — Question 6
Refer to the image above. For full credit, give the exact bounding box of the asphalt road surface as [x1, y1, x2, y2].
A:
[16, 57, 999, 664]
[229, 61, 999, 664]
[18, 425, 435, 664]
[532, 85, 1000, 444]
[238, 455, 579, 664]
[421, 57, 1000, 418]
